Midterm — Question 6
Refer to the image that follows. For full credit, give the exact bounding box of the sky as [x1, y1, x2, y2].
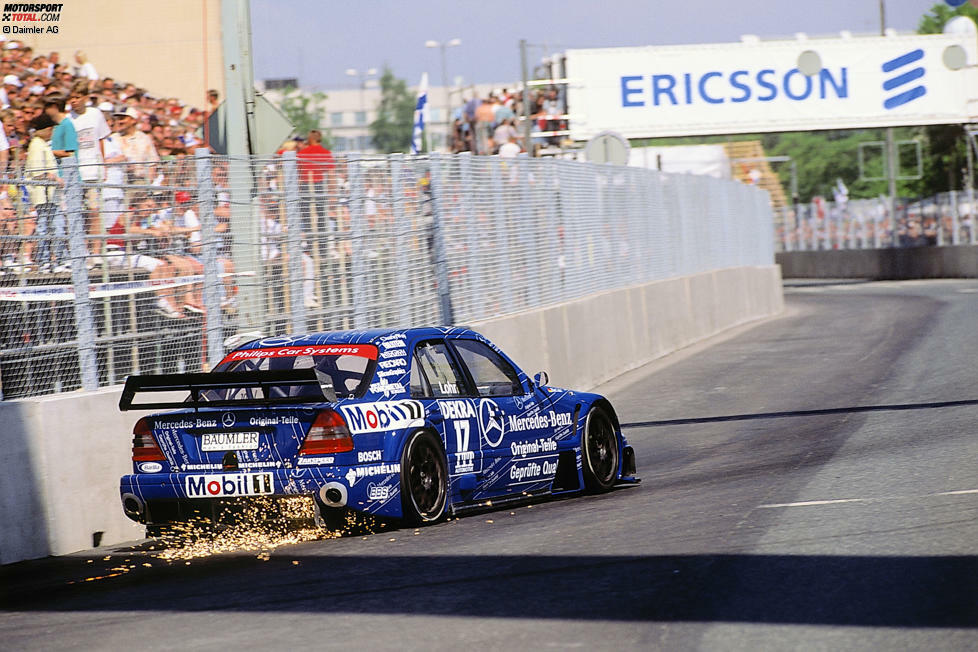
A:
[250, 0, 936, 92]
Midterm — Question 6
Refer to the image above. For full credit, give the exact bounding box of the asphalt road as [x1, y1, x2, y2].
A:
[2, 279, 977, 651]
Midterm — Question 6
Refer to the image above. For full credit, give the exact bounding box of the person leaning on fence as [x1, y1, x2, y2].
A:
[259, 194, 319, 310]
[132, 192, 207, 315]
[296, 129, 334, 236]
[112, 107, 158, 185]
[99, 102, 127, 248]
[0, 195, 22, 271]
[171, 190, 238, 315]
[43, 96, 77, 174]
[24, 113, 64, 272]
[102, 192, 186, 319]
[67, 80, 110, 258]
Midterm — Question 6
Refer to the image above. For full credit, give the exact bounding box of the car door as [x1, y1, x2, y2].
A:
[447, 337, 559, 498]
[409, 340, 482, 483]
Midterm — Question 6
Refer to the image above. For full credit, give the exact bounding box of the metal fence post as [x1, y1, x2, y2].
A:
[195, 149, 223, 368]
[389, 153, 410, 327]
[63, 160, 97, 390]
[281, 151, 306, 333]
[428, 152, 455, 325]
[542, 158, 563, 297]
[348, 154, 368, 329]
[227, 155, 263, 332]
[490, 158, 514, 310]
[970, 187, 977, 245]
[458, 153, 483, 324]
[950, 190, 960, 246]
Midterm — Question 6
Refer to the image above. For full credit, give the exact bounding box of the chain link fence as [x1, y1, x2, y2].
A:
[0, 151, 774, 400]
[776, 190, 978, 252]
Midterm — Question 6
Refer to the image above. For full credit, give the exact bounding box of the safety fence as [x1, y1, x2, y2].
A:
[0, 152, 774, 399]
[775, 190, 978, 252]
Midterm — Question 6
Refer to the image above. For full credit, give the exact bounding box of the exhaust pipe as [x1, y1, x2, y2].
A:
[122, 493, 145, 521]
[319, 482, 348, 508]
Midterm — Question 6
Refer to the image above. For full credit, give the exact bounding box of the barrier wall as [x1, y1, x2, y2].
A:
[0, 265, 783, 565]
[776, 247, 978, 279]
[475, 266, 783, 392]
[0, 389, 150, 564]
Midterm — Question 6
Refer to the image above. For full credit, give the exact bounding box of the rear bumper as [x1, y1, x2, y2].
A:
[121, 464, 404, 525]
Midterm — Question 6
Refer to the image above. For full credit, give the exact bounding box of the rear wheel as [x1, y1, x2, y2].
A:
[582, 407, 619, 492]
[400, 430, 448, 525]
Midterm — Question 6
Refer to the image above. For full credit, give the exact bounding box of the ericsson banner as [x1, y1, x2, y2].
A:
[566, 33, 978, 141]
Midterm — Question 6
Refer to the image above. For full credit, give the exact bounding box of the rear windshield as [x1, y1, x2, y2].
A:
[208, 344, 377, 401]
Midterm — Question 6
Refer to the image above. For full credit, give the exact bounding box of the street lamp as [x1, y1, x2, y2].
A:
[345, 67, 378, 150]
[425, 38, 461, 151]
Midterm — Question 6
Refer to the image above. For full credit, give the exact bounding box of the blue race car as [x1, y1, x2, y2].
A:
[119, 327, 638, 533]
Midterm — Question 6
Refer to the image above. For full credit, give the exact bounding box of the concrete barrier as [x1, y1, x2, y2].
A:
[474, 265, 784, 395]
[776, 246, 978, 279]
[0, 265, 783, 565]
[0, 388, 148, 564]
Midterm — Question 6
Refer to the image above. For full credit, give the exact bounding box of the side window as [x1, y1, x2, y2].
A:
[412, 340, 465, 398]
[409, 356, 429, 398]
[451, 339, 523, 397]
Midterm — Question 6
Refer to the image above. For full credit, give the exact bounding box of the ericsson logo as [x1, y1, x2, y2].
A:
[882, 49, 926, 110]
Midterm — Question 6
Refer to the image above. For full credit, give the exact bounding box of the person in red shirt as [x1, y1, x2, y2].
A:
[296, 129, 334, 236]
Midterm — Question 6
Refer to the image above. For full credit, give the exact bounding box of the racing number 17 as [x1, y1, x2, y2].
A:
[452, 420, 470, 452]
[451, 420, 475, 473]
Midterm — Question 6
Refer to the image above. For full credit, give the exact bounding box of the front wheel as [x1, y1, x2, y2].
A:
[582, 407, 619, 492]
[400, 430, 448, 525]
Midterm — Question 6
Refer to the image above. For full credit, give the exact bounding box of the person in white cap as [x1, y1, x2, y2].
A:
[0, 74, 21, 110]
[113, 106, 158, 184]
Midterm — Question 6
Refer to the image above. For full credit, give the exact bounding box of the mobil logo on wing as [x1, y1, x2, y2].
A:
[340, 400, 424, 434]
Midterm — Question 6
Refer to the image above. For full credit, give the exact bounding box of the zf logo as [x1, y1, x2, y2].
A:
[882, 49, 926, 110]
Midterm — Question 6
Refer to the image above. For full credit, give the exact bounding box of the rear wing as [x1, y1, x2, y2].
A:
[119, 368, 336, 411]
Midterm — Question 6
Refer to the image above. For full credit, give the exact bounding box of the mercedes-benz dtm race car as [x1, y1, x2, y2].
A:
[119, 327, 638, 533]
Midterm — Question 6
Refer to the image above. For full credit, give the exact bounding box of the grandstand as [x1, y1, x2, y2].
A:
[723, 140, 789, 210]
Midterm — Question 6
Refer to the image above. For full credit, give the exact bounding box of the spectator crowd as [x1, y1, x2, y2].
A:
[449, 85, 567, 157]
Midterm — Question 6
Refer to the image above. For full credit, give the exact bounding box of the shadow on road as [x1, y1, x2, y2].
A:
[621, 399, 978, 428]
[3, 552, 976, 628]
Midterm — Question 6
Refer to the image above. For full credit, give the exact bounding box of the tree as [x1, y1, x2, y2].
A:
[918, 2, 978, 33]
[916, 3, 978, 194]
[369, 68, 416, 153]
[278, 87, 332, 147]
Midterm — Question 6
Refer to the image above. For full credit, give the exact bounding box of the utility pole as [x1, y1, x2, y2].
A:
[425, 39, 460, 151]
[520, 39, 532, 156]
[881, 0, 899, 247]
[221, 0, 263, 329]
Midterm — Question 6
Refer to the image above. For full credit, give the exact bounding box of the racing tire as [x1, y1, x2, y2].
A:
[400, 430, 448, 525]
[582, 407, 619, 493]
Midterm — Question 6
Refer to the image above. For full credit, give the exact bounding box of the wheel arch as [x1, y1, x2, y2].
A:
[581, 397, 626, 488]
[589, 398, 623, 438]
[398, 426, 451, 524]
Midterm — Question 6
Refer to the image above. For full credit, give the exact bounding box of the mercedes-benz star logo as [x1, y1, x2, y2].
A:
[479, 399, 505, 447]
[221, 412, 235, 428]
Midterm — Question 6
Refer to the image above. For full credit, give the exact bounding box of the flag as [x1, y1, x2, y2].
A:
[411, 73, 429, 155]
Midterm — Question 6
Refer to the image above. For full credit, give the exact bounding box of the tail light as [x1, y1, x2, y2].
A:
[132, 417, 165, 462]
[300, 409, 354, 455]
